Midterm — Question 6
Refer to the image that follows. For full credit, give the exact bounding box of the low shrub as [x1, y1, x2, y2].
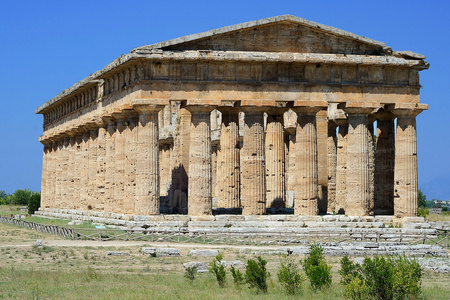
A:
[209, 252, 226, 287]
[230, 266, 245, 286]
[245, 256, 270, 293]
[277, 257, 304, 295]
[339, 255, 423, 300]
[184, 266, 197, 282]
[417, 208, 428, 218]
[302, 243, 332, 290]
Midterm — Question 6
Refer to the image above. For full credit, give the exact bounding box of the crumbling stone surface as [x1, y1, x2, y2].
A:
[188, 249, 219, 257]
[106, 251, 130, 256]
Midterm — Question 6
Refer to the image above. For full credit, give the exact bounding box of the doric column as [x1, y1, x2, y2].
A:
[40, 142, 49, 209]
[48, 141, 57, 208]
[95, 120, 107, 210]
[124, 112, 139, 214]
[293, 107, 320, 215]
[265, 111, 285, 209]
[374, 110, 395, 215]
[240, 108, 266, 215]
[368, 117, 375, 216]
[54, 139, 65, 208]
[80, 130, 90, 210]
[113, 115, 126, 213]
[393, 109, 422, 217]
[171, 107, 190, 213]
[217, 108, 240, 208]
[104, 117, 116, 213]
[335, 120, 348, 214]
[285, 132, 296, 208]
[88, 126, 98, 210]
[344, 107, 374, 216]
[159, 143, 172, 212]
[327, 121, 338, 214]
[61, 137, 70, 209]
[185, 106, 215, 215]
[134, 105, 163, 215]
[66, 134, 76, 209]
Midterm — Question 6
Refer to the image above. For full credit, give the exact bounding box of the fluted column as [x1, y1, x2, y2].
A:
[40, 143, 49, 209]
[335, 121, 348, 214]
[134, 105, 163, 215]
[344, 108, 373, 216]
[113, 116, 126, 213]
[104, 117, 116, 213]
[124, 113, 139, 214]
[374, 110, 395, 215]
[66, 134, 76, 209]
[185, 106, 215, 215]
[327, 121, 338, 214]
[88, 127, 98, 210]
[80, 131, 90, 210]
[217, 108, 240, 208]
[368, 119, 375, 216]
[265, 111, 285, 209]
[393, 110, 421, 217]
[293, 108, 320, 215]
[54, 139, 64, 208]
[240, 108, 266, 215]
[48, 141, 57, 208]
[61, 137, 70, 209]
[96, 121, 107, 210]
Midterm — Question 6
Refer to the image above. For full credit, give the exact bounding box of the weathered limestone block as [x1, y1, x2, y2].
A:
[188, 249, 219, 256]
[106, 251, 130, 256]
[241, 109, 266, 215]
[393, 110, 421, 217]
[135, 106, 163, 215]
[265, 112, 285, 209]
[294, 108, 319, 215]
[183, 261, 209, 272]
[113, 116, 126, 213]
[217, 109, 240, 208]
[374, 110, 395, 215]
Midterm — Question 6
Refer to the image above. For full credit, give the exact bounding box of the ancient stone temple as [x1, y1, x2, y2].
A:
[36, 15, 428, 218]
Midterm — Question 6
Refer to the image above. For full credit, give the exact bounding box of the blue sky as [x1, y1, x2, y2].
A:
[1, 0, 449, 200]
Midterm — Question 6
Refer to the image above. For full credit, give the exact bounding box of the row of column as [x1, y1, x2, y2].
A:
[327, 108, 420, 217]
[40, 104, 420, 217]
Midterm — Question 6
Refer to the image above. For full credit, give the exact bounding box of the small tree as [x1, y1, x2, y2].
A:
[28, 192, 41, 214]
[277, 257, 304, 295]
[184, 266, 197, 282]
[418, 189, 427, 208]
[245, 256, 270, 293]
[209, 252, 226, 287]
[9, 189, 34, 205]
[302, 243, 332, 290]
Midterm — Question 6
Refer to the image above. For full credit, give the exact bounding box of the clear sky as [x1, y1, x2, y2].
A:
[1, 0, 449, 200]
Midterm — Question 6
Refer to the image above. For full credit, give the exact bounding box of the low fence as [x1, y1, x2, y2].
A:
[1, 215, 448, 248]
[0, 215, 75, 239]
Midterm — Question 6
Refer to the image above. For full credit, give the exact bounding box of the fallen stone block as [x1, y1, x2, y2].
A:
[220, 260, 246, 269]
[106, 251, 130, 256]
[188, 249, 219, 257]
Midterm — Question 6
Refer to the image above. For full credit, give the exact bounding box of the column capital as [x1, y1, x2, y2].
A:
[291, 106, 323, 115]
[374, 108, 396, 121]
[341, 102, 381, 115]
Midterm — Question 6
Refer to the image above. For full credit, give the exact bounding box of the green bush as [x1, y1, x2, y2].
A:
[209, 252, 226, 287]
[230, 266, 245, 286]
[277, 257, 304, 295]
[302, 243, 332, 290]
[339, 255, 423, 300]
[417, 208, 428, 218]
[245, 256, 270, 293]
[9, 189, 34, 205]
[184, 266, 197, 282]
[28, 192, 41, 214]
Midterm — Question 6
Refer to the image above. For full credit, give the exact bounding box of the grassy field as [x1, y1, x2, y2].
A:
[0, 222, 449, 299]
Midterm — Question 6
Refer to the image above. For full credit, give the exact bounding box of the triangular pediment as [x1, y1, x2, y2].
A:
[134, 15, 387, 55]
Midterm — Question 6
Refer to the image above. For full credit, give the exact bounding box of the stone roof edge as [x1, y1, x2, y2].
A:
[132, 15, 387, 52]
